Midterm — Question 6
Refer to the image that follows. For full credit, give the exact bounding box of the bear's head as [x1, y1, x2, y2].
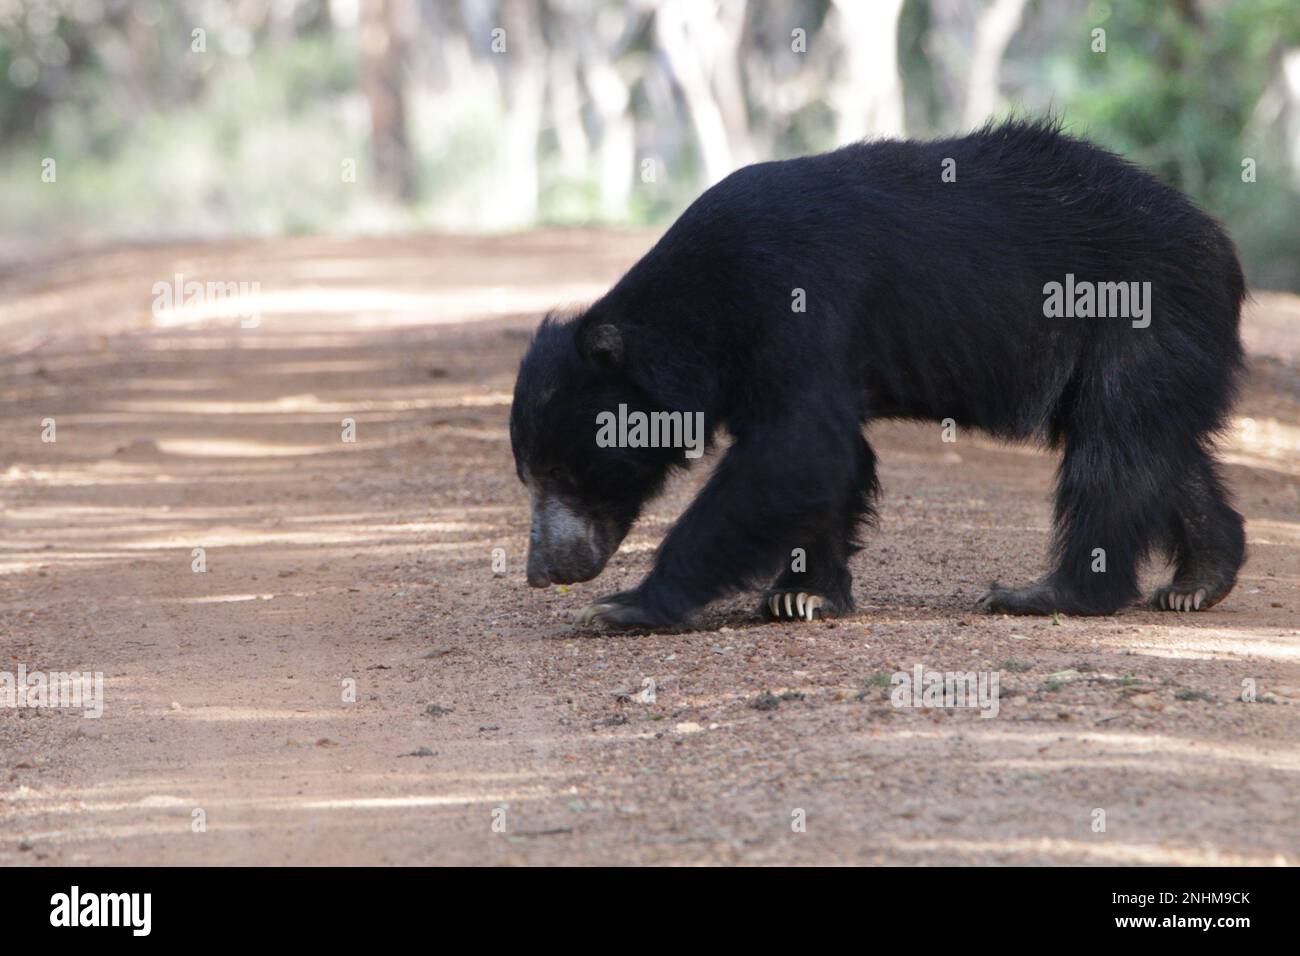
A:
[510, 311, 680, 588]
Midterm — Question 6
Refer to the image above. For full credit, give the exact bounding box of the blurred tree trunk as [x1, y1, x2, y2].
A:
[578, 36, 636, 220]
[830, 0, 906, 142]
[742, 0, 838, 157]
[545, 0, 639, 218]
[962, 0, 1027, 127]
[494, 0, 546, 224]
[548, 46, 591, 182]
[1284, 49, 1300, 189]
[930, 0, 1026, 130]
[360, 0, 414, 202]
[711, 0, 757, 169]
[655, 0, 754, 185]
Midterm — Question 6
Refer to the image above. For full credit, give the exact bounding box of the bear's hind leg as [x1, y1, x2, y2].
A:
[763, 436, 877, 621]
[1151, 452, 1244, 611]
[980, 430, 1161, 616]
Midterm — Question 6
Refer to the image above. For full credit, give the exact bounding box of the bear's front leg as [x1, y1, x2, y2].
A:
[762, 433, 877, 621]
[579, 425, 872, 628]
[575, 588, 671, 628]
[762, 548, 854, 622]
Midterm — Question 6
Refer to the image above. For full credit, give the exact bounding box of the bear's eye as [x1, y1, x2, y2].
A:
[545, 466, 571, 484]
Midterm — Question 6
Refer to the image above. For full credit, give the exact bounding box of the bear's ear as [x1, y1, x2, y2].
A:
[579, 322, 625, 370]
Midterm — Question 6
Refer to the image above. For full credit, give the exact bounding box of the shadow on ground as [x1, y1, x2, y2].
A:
[1, 233, 1297, 864]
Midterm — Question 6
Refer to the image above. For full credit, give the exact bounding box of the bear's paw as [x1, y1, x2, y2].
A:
[763, 590, 838, 622]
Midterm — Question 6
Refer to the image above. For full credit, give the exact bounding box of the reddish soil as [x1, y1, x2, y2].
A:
[1, 232, 1296, 865]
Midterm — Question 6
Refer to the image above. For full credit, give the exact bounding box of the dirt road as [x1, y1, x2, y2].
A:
[1, 232, 1297, 865]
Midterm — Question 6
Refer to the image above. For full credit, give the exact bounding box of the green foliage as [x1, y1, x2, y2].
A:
[0, 33, 369, 238]
[1, 0, 1298, 290]
[1050, 0, 1300, 290]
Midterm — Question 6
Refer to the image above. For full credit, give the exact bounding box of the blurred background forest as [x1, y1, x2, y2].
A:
[2, 0, 1299, 289]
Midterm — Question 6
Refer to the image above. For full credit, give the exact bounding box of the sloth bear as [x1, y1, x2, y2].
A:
[509, 119, 1246, 628]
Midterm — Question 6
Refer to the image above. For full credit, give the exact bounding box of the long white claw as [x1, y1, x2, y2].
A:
[784, 593, 794, 617]
[1194, 588, 1206, 611]
[576, 603, 607, 624]
[769, 594, 780, 616]
[796, 593, 807, 617]
[807, 596, 822, 621]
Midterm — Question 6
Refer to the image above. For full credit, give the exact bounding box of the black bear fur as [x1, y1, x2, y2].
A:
[509, 118, 1247, 628]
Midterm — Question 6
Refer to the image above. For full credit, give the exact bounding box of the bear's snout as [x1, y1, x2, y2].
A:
[526, 489, 615, 588]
